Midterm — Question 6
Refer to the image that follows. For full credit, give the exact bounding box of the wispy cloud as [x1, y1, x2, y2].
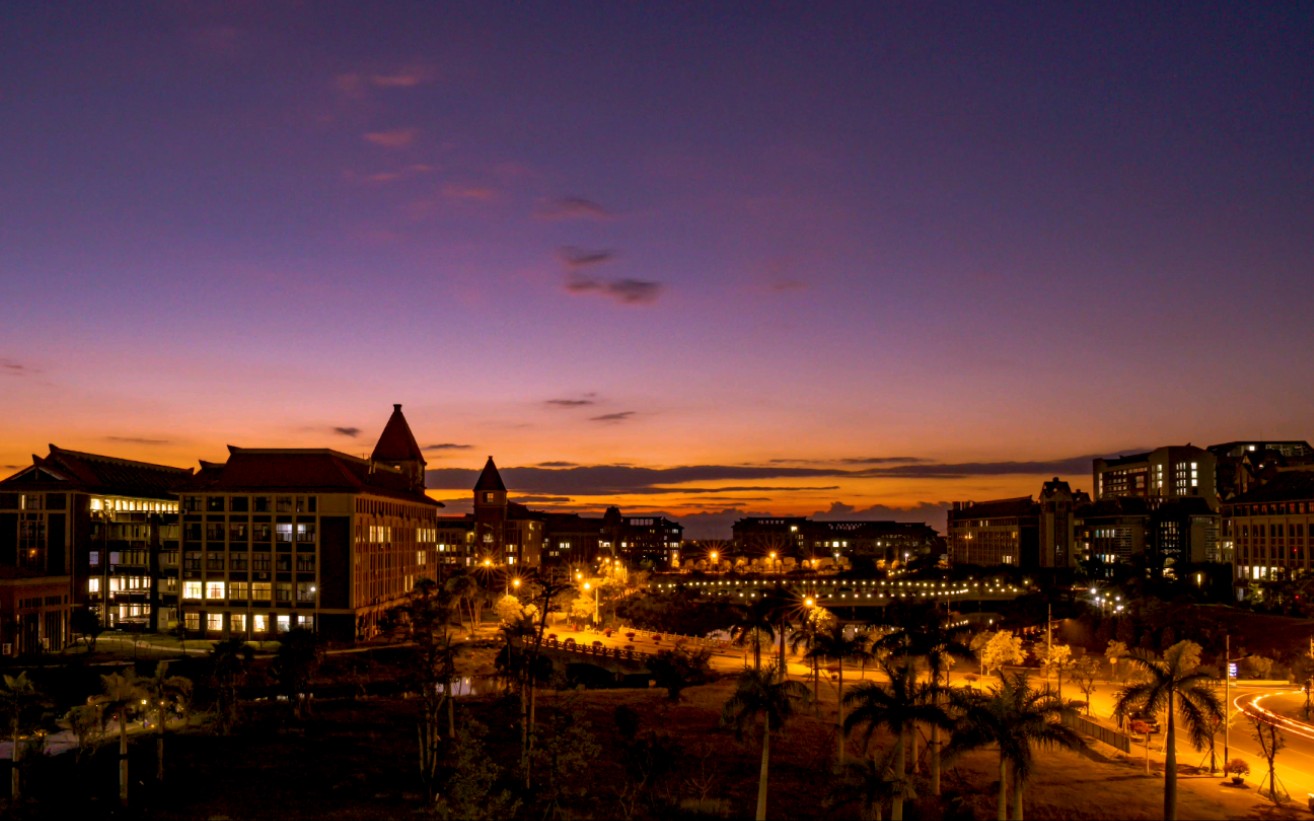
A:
[565, 275, 663, 305]
[558, 246, 616, 268]
[442, 183, 498, 202]
[536, 461, 578, 468]
[363, 128, 418, 149]
[590, 411, 635, 423]
[370, 65, 437, 88]
[535, 196, 612, 221]
[425, 443, 473, 451]
[0, 359, 32, 377]
[333, 427, 361, 438]
[840, 456, 930, 465]
[546, 397, 596, 408]
[511, 495, 575, 504]
[105, 436, 169, 446]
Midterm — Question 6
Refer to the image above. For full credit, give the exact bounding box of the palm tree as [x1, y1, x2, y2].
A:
[827, 749, 899, 821]
[876, 619, 976, 794]
[843, 659, 949, 821]
[808, 622, 871, 766]
[728, 601, 776, 673]
[144, 661, 192, 783]
[1113, 643, 1223, 821]
[947, 670, 1083, 821]
[99, 669, 146, 806]
[209, 637, 253, 735]
[1, 672, 39, 802]
[272, 627, 322, 721]
[721, 667, 811, 821]
[445, 572, 482, 637]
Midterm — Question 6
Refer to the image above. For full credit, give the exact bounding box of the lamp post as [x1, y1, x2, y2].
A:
[583, 581, 599, 626]
[310, 585, 317, 633]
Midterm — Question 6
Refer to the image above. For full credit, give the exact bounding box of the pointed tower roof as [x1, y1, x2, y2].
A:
[474, 456, 506, 492]
[371, 404, 426, 465]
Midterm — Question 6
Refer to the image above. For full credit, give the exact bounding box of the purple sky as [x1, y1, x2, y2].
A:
[2, 3, 1311, 537]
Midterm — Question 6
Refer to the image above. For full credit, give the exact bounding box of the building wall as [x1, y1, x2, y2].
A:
[1225, 498, 1314, 582]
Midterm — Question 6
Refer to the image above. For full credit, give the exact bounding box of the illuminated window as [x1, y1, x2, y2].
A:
[88, 578, 101, 594]
[206, 582, 225, 600]
[276, 615, 291, 632]
[207, 613, 223, 631]
[184, 612, 200, 631]
[252, 582, 272, 601]
[183, 582, 203, 600]
[231, 613, 246, 632]
[229, 581, 248, 600]
[254, 614, 268, 633]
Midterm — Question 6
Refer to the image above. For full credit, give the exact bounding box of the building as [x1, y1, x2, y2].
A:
[602, 507, 684, 568]
[1222, 468, 1314, 584]
[948, 498, 1037, 567]
[0, 446, 193, 640]
[471, 456, 543, 569]
[733, 516, 942, 567]
[176, 405, 442, 641]
[1093, 445, 1217, 508]
[1209, 440, 1314, 501]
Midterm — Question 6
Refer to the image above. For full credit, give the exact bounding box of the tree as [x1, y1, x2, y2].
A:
[826, 749, 899, 821]
[70, 608, 103, 653]
[1035, 643, 1073, 699]
[532, 698, 602, 821]
[647, 646, 712, 703]
[143, 661, 192, 783]
[1251, 717, 1285, 803]
[494, 593, 524, 624]
[980, 631, 1025, 677]
[60, 704, 101, 767]
[843, 660, 949, 821]
[445, 572, 483, 637]
[728, 602, 776, 673]
[99, 669, 146, 806]
[1, 672, 40, 802]
[1105, 640, 1129, 681]
[1068, 657, 1100, 716]
[946, 670, 1083, 821]
[1241, 654, 1274, 680]
[433, 720, 521, 821]
[568, 592, 596, 626]
[271, 628, 322, 721]
[392, 577, 462, 801]
[208, 637, 253, 735]
[875, 618, 976, 794]
[1113, 641, 1223, 821]
[809, 622, 871, 766]
[721, 667, 811, 821]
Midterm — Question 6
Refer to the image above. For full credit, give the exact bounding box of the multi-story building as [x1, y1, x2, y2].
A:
[1209, 440, 1314, 501]
[0, 446, 192, 641]
[733, 516, 942, 567]
[947, 498, 1037, 567]
[177, 405, 441, 641]
[602, 507, 684, 568]
[1222, 469, 1314, 584]
[1093, 445, 1217, 508]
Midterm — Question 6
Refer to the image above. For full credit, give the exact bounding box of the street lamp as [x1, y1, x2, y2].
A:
[709, 550, 719, 571]
[769, 551, 777, 573]
[583, 581, 599, 626]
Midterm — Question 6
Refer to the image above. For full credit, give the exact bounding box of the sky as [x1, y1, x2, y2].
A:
[2, 3, 1311, 538]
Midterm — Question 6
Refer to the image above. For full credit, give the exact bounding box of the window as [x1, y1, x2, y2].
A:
[207, 613, 223, 631]
[296, 523, 315, 542]
[183, 581, 203, 600]
[229, 581, 248, 600]
[229, 522, 249, 543]
[184, 612, 200, 631]
[298, 614, 314, 630]
[206, 497, 225, 512]
[87, 578, 101, 594]
[276, 615, 291, 633]
[295, 554, 316, 572]
[275, 582, 292, 602]
[276, 523, 294, 543]
[253, 496, 271, 513]
[276, 555, 291, 572]
[254, 614, 268, 633]
[231, 613, 246, 632]
[276, 497, 293, 513]
[251, 582, 272, 601]
[416, 550, 426, 566]
[253, 554, 271, 571]
[206, 581, 225, 600]
[297, 582, 316, 603]
[230, 496, 249, 513]
[206, 522, 225, 542]
[231, 555, 248, 571]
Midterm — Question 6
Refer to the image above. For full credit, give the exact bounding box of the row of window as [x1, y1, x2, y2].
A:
[183, 612, 314, 633]
[182, 580, 317, 602]
[187, 522, 317, 542]
[184, 496, 318, 514]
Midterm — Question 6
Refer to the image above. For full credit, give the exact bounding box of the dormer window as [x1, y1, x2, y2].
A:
[485, 492, 495, 503]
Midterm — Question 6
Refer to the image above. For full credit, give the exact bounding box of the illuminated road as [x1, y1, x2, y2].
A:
[1232, 689, 1314, 802]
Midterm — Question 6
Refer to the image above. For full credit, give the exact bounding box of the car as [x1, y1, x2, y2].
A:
[1129, 713, 1160, 734]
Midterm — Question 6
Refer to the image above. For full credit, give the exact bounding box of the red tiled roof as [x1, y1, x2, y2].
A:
[474, 456, 506, 492]
[0, 445, 191, 499]
[184, 447, 441, 506]
[371, 404, 426, 465]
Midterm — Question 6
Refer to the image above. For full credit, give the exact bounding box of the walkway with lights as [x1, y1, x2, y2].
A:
[647, 577, 1026, 605]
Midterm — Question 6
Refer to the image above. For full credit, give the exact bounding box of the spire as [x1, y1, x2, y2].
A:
[371, 404, 426, 465]
[474, 456, 506, 492]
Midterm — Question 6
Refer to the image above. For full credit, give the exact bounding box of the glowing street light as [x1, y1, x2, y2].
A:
[582, 581, 599, 625]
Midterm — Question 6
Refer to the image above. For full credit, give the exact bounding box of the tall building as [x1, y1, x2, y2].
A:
[1222, 468, 1314, 585]
[176, 406, 441, 641]
[1209, 440, 1314, 501]
[733, 516, 942, 567]
[1093, 446, 1217, 508]
[948, 498, 1037, 567]
[0, 446, 192, 643]
[470, 456, 543, 568]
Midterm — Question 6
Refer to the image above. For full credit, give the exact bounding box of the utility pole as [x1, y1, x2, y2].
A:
[1046, 603, 1053, 693]
[1223, 633, 1230, 766]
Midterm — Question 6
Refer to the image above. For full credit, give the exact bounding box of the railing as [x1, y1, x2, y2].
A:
[1062, 712, 1130, 753]
[536, 636, 653, 664]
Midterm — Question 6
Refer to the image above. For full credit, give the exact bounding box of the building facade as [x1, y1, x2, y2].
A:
[176, 406, 441, 641]
[733, 516, 942, 567]
[1093, 445, 1217, 508]
[1222, 469, 1314, 584]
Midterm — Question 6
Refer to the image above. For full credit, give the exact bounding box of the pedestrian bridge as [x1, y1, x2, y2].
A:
[648, 577, 1025, 606]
